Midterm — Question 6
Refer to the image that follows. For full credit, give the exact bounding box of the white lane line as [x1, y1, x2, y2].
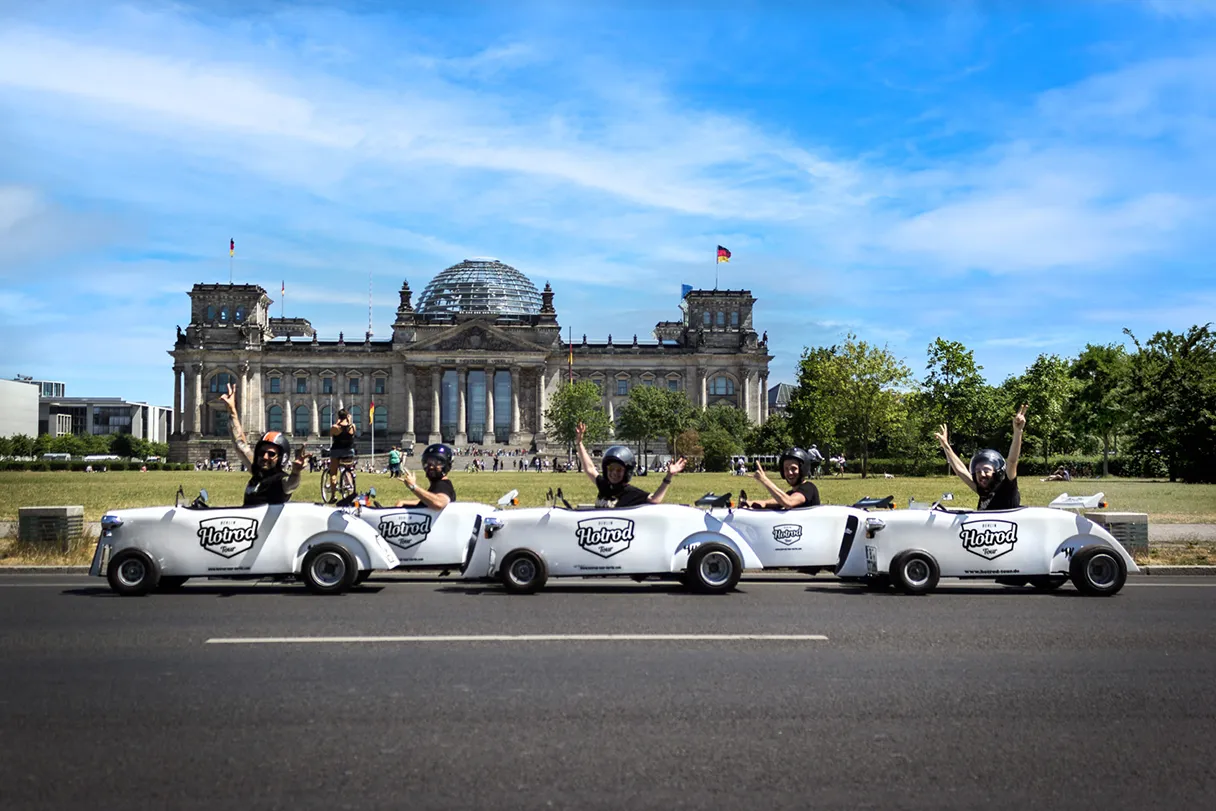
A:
[206, 634, 829, 645]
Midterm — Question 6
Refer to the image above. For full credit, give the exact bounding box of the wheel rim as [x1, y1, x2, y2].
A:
[1086, 553, 1118, 588]
[117, 558, 146, 587]
[698, 550, 733, 587]
[509, 557, 536, 585]
[904, 558, 931, 587]
[311, 551, 347, 587]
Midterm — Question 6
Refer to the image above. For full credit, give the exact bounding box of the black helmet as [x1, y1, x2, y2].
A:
[969, 449, 1007, 494]
[421, 443, 454, 474]
[778, 447, 812, 483]
[602, 445, 636, 482]
[253, 431, 291, 470]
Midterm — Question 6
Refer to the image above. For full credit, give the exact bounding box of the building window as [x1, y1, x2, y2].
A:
[206, 305, 215, 321]
[209, 372, 234, 394]
[375, 377, 385, 395]
[91, 406, 133, 435]
[320, 406, 332, 430]
[322, 377, 333, 395]
[373, 407, 388, 437]
[296, 377, 307, 394]
[349, 405, 362, 431]
[616, 379, 628, 396]
[234, 307, 244, 323]
[717, 311, 725, 327]
[294, 405, 311, 436]
[269, 377, 281, 394]
[702, 311, 711, 326]
[349, 378, 360, 395]
[219, 306, 228, 322]
[667, 379, 679, 392]
[266, 405, 283, 432]
[212, 409, 228, 437]
[731, 311, 739, 327]
[643, 379, 655, 387]
[711, 375, 735, 396]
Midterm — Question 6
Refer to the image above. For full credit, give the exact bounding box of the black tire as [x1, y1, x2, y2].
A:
[301, 544, 357, 595]
[995, 577, 1029, 587]
[321, 471, 336, 503]
[501, 550, 547, 594]
[1029, 575, 1068, 591]
[339, 468, 357, 500]
[890, 551, 940, 595]
[353, 570, 372, 586]
[107, 550, 160, 596]
[685, 543, 742, 594]
[157, 576, 190, 591]
[1070, 546, 1127, 596]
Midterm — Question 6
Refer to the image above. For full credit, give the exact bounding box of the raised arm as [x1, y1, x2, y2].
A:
[219, 383, 254, 468]
[1007, 404, 1027, 481]
[646, 457, 687, 504]
[934, 424, 977, 494]
[749, 461, 806, 509]
[396, 465, 451, 509]
[284, 447, 307, 495]
[575, 422, 599, 485]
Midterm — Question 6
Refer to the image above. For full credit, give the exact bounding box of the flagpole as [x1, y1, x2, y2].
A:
[715, 247, 719, 290]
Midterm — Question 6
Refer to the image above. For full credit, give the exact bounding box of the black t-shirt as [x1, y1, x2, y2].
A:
[243, 469, 291, 507]
[428, 478, 457, 503]
[331, 423, 355, 451]
[977, 476, 1019, 511]
[786, 481, 821, 508]
[595, 475, 650, 508]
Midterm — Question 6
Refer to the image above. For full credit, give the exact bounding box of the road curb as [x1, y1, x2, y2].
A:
[0, 565, 91, 573]
[1138, 565, 1216, 576]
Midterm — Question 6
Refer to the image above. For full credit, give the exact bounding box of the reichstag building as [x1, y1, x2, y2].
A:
[168, 259, 772, 463]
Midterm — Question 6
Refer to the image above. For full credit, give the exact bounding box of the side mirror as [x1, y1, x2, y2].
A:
[497, 489, 520, 507]
[199, 489, 209, 504]
[941, 493, 953, 501]
[368, 487, 377, 499]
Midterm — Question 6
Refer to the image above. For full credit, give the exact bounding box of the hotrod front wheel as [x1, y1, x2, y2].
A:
[500, 550, 547, 594]
[686, 543, 742, 594]
[1070, 546, 1127, 596]
[890, 551, 940, 595]
[301, 544, 357, 595]
[107, 550, 161, 596]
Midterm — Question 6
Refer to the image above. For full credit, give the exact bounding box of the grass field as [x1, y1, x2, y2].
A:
[1, 469, 1213, 567]
[1, 469, 1213, 523]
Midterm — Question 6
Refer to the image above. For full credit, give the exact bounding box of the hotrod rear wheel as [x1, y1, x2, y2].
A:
[301, 544, 357, 595]
[107, 550, 160, 596]
[501, 550, 547, 594]
[686, 543, 742, 594]
[1070, 546, 1127, 596]
[1029, 575, 1068, 591]
[890, 551, 940, 595]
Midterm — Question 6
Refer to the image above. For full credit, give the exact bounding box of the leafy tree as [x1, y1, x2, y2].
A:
[0, 436, 12, 457]
[922, 338, 990, 451]
[787, 346, 839, 451]
[9, 434, 35, 458]
[699, 425, 742, 472]
[746, 413, 793, 456]
[33, 433, 54, 456]
[617, 386, 697, 456]
[1123, 324, 1216, 483]
[674, 429, 704, 465]
[1004, 354, 1074, 463]
[827, 334, 914, 477]
[697, 402, 751, 439]
[1068, 343, 1130, 477]
[544, 381, 611, 448]
[50, 434, 86, 456]
[110, 433, 137, 459]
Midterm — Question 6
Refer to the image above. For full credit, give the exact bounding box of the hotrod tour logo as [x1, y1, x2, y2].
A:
[379, 512, 433, 550]
[772, 524, 803, 546]
[576, 517, 635, 558]
[197, 517, 259, 559]
[959, 519, 1018, 560]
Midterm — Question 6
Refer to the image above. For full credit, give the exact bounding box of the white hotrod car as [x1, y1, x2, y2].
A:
[462, 493, 763, 594]
[90, 489, 401, 596]
[353, 501, 485, 572]
[831, 494, 1139, 596]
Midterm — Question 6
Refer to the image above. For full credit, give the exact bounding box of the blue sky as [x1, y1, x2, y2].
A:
[2, 0, 1214, 407]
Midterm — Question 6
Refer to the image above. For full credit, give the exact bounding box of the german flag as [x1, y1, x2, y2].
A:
[229, 238, 235, 257]
[716, 245, 731, 264]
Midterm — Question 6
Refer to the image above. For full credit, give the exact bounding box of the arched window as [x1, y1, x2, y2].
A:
[349, 405, 362, 431]
[219, 306, 229, 322]
[730, 311, 739, 327]
[212, 409, 228, 437]
[320, 405, 332, 431]
[266, 405, 283, 432]
[702, 311, 711, 326]
[716, 311, 726, 327]
[234, 307, 245, 323]
[374, 407, 388, 436]
[206, 305, 215, 321]
[294, 405, 311, 436]
[711, 375, 735, 396]
[209, 372, 234, 394]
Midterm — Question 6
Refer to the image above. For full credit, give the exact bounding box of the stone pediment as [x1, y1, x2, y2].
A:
[409, 320, 549, 354]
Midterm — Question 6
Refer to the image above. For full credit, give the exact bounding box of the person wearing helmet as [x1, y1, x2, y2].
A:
[575, 421, 687, 508]
[935, 404, 1027, 511]
[744, 447, 822, 509]
[220, 383, 307, 506]
[394, 443, 457, 508]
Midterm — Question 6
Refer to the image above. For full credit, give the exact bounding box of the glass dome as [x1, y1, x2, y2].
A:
[415, 258, 542, 322]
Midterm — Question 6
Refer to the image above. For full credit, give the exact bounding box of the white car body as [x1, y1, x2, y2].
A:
[713, 505, 860, 572]
[462, 503, 764, 593]
[90, 502, 400, 595]
[353, 503, 484, 570]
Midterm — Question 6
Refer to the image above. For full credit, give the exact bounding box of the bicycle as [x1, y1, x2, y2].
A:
[321, 456, 358, 504]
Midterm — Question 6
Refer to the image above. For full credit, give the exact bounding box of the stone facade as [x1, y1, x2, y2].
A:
[167, 271, 772, 464]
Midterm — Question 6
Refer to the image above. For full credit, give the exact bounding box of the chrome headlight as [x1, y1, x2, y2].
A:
[100, 515, 123, 536]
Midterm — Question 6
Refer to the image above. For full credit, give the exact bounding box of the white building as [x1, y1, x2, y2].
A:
[0, 379, 40, 438]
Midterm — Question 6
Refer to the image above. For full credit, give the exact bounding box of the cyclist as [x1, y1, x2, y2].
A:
[744, 447, 821, 510]
[327, 408, 357, 480]
[219, 383, 306, 505]
[574, 421, 686, 508]
[395, 444, 457, 508]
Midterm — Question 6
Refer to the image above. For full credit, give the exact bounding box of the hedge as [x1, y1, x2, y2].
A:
[843, 455, 1162, 478]
[0, 461, 194, 472]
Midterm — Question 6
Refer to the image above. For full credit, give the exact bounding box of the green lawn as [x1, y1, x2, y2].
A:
[1, 470, 1213, 524]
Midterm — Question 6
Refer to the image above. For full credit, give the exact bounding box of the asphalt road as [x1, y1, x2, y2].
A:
[2, 573, 1215, 810]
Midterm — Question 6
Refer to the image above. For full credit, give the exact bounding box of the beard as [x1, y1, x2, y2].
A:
[424, 468, 445, 482]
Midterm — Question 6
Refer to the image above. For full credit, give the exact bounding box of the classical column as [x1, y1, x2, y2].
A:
[743, 372, 751, 422]
[509, 366, 521, 444]
[404, 366, 416, 445]
[191, 362, 203, 436]
[483, 365, 496, 445]
[429, 367, 442, 444]
[699, 370, 708, 409]
[237, 361, 249, 429]
[310, 372, 319, 439]
[455, 367, 468, 445]
[173, 367, 182, 436]
[535, 365, 548, 439]
[284, 397, 293, 434]
[761, 374, 769, 423]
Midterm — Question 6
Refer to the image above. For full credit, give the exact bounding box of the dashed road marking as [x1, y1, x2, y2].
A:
[205, 633, 830, 645]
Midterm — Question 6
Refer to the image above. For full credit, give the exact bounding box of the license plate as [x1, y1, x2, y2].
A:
[865, 545, 878, 574]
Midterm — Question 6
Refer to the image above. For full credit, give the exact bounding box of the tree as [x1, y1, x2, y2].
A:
[1123, 324, 1216, 483]
[787, 346, 839, 451]
[746, 413, 793, 456]
[1004, 354, 1074, 463]
[543, 381, 611, 449]
[617, 386, 697, 457]
[9, 434, 35, 458]
[922, 338, 989, 451]
[674, 429, 704, 468]
[699, 425, 742, 472]
[0, 436, 12, 457]
[1068, 343, 1130, 477]
[110, 433, 137, 459]
[33, 433, 53, 456]
[697, 402, 751, 439]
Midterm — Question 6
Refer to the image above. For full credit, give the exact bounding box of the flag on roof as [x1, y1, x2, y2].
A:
[229, 238, 234, 257]
[681, 284, 693, 299]
[716, 245, 731, 264]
